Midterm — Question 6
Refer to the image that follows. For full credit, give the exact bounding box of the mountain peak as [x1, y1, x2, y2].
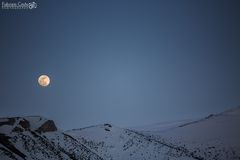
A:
[0, 116, 57, 134]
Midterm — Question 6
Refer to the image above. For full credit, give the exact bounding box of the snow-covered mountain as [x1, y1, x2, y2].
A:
[1, 107, 240, 160]
[136, 106, 240, 160]
[0, 116, 103, 160]
[66, 124, 199, 160]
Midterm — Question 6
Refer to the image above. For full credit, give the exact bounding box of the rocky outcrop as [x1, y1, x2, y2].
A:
[36, 120, 57, 133]
[19, 119, 30, 129]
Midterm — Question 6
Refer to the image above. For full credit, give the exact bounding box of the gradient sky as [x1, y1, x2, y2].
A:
[0, 0, 240, 130]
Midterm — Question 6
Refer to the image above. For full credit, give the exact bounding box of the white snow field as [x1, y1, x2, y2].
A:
[1, 106, 240, 160]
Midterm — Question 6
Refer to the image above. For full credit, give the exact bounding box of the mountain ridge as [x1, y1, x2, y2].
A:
[1, 107, 240, 160]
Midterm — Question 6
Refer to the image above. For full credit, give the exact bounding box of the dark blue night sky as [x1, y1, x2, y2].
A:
[0, 0, 240, 130]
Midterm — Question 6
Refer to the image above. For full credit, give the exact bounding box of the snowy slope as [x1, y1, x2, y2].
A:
[160, 107, 240, 146]
[140, 106, 240, 160]
[66, 124, 203, 160]
[1, 106, 240, 160]
[131, 119, 194, 132]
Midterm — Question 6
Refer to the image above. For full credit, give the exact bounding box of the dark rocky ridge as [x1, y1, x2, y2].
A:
[0, 117, 57, 134]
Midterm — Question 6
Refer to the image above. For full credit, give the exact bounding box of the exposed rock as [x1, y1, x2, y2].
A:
[19, 119, 30, 129]
[104, 128, 110, 131]
[36, 120, 57, 133]
[12, 127, 24, 133]
[104, 123, 112, 128]
[0, 133, 26, 159]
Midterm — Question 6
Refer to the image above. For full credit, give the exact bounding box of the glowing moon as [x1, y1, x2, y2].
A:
[38, 75, 50, 87]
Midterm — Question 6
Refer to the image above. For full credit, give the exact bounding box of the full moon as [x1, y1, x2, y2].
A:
[38, 75, 50, 87]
